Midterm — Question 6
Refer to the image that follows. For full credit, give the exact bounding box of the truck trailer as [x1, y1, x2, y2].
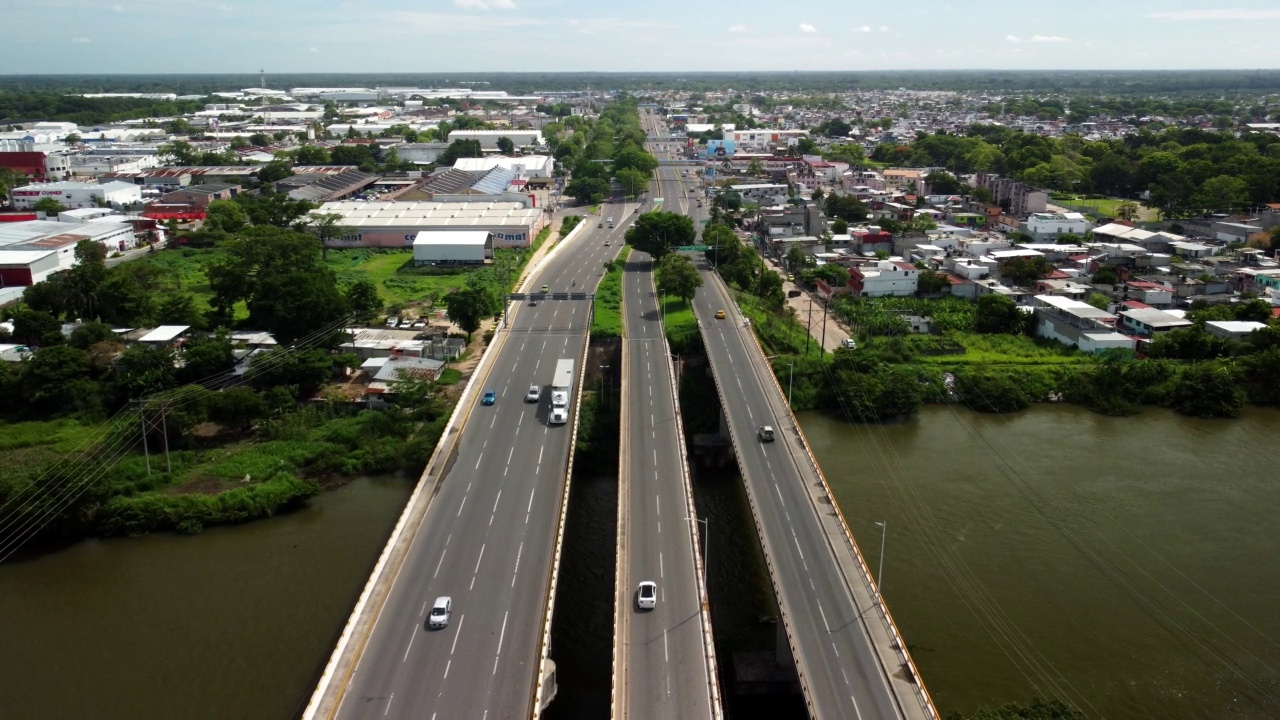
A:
[549, 358, 574, 425]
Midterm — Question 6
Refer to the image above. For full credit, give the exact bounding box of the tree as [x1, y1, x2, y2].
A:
[831, 217, 849, 234]
[68, 321, 118, 350]
[247, 347, 334, 398]
[824, 193, 868, 222]
[1000, 256, 1053, 287]
[613, 146, 659, 175]
[113, 343, 177, 399]
[207, 387, 268, 436]
[204, 199, 249, 233]
[615, 167, 648, 198]
[20, 345, 94, 411]
[747, 159, 765, 176]
[95, 272, 155, 325]
[435, 139, 483, 167]
[156, 293, 205, 328]
[177, 333, 235, 384]
[925, 170, 962, 196]
[655, 254, 702, 304]
[1170, 362, 1245, 418]
[917, 269, 948, 294]
[443, 286, 493, 342]
[1115, 201, 1140, 222]
[294, 145, 331, 166]
[974, 294, 1022, 334]
[206, 226, 347, 344]
[10, 308, 64, 346]
[565, 176, 608, 205]
[345, 279, 383, 320]
[33, 197, 67, 215]
[257, 159, 294, 184]
[1192, 175, 1250, 212]
[22, 280, 67, 318]
[329, 144, 376, 169]
[496, 136, 515, 154]
[1085, 292, 1111, 310]
[625, 212, 695, 261]
[785, 246, 808, 275]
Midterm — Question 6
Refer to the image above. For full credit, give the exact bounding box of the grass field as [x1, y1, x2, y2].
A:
[323, 249, 469, 307]
[1050, 194, 1158, 222]
[864, 331, 1091, 366]
[591, 247, 630, 338]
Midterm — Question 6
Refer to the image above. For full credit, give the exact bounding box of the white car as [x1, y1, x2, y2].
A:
[525, 384, 541, 403]
[637, 581, 657, 610]
[386, 316, 399, 328]
[428, 596, 452, 629]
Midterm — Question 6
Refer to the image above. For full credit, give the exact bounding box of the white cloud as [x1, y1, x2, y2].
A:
[1148, 8, 1280, 21]
[1006, 34, 1021, 43]
[111, 3, 124, 10]
[71, 36, 91, 43]
[309, 46, 319, 53]
[456, 0, 516, 9]
[855, 25, 871, 32]
[1031, 34, 1069, 42]
[728, 23, 746, 33]
[879, 25, 890, 32]
[799, 22, 816, 33]
[567, 17, 672, 35]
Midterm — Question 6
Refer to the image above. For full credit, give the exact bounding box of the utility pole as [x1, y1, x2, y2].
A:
[137, 400, 151, 476]
[804, 296, 813, 356]
[160, 399, 172, 474]
[820, 297, 829, 352]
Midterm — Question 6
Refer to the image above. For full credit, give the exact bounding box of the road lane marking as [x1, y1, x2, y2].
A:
[493, 611, 509, 675]
[659, 551, 664, 578]
[384, 693, 394, 716]
[512, 542, 524, 587]
[473, 543, 486, 575]
[655, 493, 660, 516]
[456, 496, 467, 517]
[443, 659, 451, 679]
[433, 549, 447, 579]
[402, 631, 416, 662]
[664, 627, 669, 663]
[538, 446, 544, 465]
[774, 483, 785, 506]
[792, 533, 805, 561]
[450, 615, 465, 654]
[420, 601, 427, 616]
[818, 603, 830, 633]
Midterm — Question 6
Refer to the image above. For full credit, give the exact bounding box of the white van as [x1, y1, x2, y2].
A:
[607, 216, 615, 228]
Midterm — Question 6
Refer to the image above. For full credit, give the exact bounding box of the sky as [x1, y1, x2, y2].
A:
[3, 0, 1280, 74]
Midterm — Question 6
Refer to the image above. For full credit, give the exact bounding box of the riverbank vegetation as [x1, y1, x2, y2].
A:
[747, 289, 1278, 422]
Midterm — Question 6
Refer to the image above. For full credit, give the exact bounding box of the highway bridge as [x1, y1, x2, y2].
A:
[305, 212, 633, 720]
[641, 110, 939, 720]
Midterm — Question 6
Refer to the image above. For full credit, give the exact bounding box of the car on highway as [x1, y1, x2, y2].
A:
[525, 384, 541, 403]
[715, 309, 726, 319]
[598, 221, 603, 228]
[529, 298, 538, 306]
[637, 581, 657, 610]
[427, 596, 452, 629]
[542, 284, 549, 293]
[482, 390, 496, 406]
[757, 425, 775, 442]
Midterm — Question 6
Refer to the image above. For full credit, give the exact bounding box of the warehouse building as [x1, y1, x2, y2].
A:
[11, 181, 142, 210]
[312, 200, 546, 249]
[452, 155, 554, 179]
[447, 130, 543, 150]
[412, 230, 492, 265]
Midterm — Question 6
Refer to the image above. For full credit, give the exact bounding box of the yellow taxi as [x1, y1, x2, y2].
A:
[715, 309, 726, 320]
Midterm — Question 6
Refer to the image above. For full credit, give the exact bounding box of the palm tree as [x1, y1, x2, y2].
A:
[1116, 201, 1140, 222]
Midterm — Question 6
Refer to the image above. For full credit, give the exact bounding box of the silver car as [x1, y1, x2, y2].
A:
[637, 581, 657, 610]
[428, 596, 452, 629]
[525, 384, 541, 403]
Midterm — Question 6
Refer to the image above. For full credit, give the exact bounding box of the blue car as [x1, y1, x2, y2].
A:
[482, 390, 496, 406]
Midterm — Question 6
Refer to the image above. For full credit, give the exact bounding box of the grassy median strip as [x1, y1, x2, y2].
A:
[591, 247, 631, 338]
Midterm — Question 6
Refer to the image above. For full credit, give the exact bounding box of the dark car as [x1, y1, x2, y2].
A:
[482, 390, 496, 406]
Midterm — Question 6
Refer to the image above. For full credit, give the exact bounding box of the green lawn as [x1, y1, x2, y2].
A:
[323, 249, 469, 307]
[591, 247, 630, 338]
[865, 331, 1091, 366]
[1050, 194, 1157, 222]
[660, 294, 699, 354]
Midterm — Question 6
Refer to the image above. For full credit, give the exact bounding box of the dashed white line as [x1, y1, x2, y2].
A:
[493, 611, 510, 675]
[432, 549, 447, 579]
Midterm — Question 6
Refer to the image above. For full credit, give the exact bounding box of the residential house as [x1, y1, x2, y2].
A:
[1031, 294, 1135, 352]
[1204, 320, 1269, 342]
[847, 260, 918, 297]
[1118, 308, 1192, 336]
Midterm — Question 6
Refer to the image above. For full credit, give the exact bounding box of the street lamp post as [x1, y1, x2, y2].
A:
[599, 363, 610, 407]
[875, 520, 886, 600]
[686, 516, 709, 586]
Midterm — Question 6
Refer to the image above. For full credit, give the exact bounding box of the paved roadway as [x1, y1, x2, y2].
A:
[642, 110, 908, 719]
[334, 208, 631, 720]
[614, 178, 716, 716]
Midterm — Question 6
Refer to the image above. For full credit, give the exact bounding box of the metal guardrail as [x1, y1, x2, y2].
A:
[738, 310, 940, 720]
[530, 301, 595, 718]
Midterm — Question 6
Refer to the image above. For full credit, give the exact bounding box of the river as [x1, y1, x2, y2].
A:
[0, 476, 413, 720]
[800, 404, 1280, 719]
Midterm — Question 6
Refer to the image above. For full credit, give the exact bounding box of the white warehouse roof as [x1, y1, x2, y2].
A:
[413, 230, 490, 246]
[314, 201, 540, 229]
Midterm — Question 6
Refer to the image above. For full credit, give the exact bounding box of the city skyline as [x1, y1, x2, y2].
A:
[3, 0, 1280, 74]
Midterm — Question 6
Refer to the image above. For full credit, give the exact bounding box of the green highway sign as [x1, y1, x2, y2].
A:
[675, 245, 710, 251]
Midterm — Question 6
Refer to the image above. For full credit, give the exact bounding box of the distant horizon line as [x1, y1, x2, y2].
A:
[3, 68, 1280, 76]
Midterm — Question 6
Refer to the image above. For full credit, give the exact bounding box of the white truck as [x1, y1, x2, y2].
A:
[549, 358, 574, 425]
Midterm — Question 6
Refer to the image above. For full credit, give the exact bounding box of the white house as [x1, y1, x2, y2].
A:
[848, 260, 918, 297]
[1025, 211, 1090, 239]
